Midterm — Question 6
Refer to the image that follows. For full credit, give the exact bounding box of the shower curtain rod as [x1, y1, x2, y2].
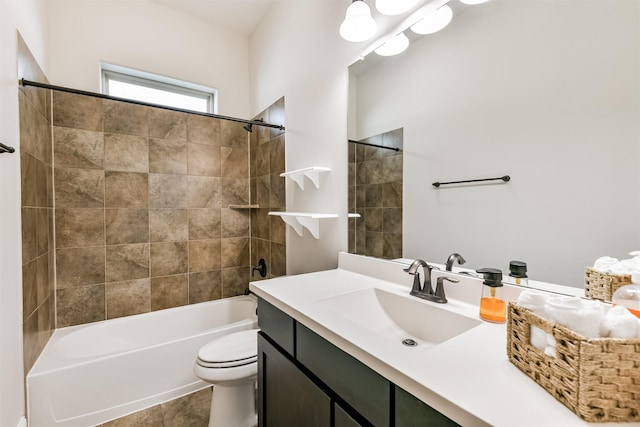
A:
[19, 79, 285, 131]
[348, 139, 400, 152]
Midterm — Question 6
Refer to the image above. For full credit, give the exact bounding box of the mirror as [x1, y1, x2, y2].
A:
[348, 0, 640, 288]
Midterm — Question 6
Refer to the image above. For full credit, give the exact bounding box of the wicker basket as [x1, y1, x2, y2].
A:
[507, 303, 640, 423]
[585, 267, 632, 301]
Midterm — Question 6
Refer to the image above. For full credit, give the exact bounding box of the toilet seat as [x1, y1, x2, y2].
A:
[197, 329, 258, 369]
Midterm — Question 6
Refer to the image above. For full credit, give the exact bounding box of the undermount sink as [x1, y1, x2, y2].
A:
[318, 287, 482, 347]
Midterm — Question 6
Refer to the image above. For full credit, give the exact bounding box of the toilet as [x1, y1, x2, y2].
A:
[194, 328, 260, 427]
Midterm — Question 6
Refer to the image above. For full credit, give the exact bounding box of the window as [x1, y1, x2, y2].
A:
[101, 64, 217, 113]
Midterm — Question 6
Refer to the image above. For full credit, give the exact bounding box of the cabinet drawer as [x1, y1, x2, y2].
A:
[296, 323, 390, 427]
[258, 298, 295, 356]
[395, 385, 459, 427]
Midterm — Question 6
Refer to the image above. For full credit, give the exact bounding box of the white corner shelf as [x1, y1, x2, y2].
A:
[280, 167, 330, 190]
[268, 212, 338, 239]
[348, 213, 361, 218]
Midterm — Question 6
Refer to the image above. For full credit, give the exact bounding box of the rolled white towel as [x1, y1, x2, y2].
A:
[546, 297, 606, 338]
[600, 305, 638, 338]
[517, 290, 553, 317]
[593, 256, 620, 273]
[530, 325, 548, 351]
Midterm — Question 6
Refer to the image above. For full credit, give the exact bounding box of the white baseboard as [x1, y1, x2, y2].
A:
[17, 416, 27, 427]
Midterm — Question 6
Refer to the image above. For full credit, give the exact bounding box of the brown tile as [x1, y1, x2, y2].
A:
[356, 185, 366, 209]
[250, 147, 257, 178]
[269, 173, 285, 209]
[254, 110, 270, 146]
[365, 232, 384, 258]
[250, 178, 257, 205]
[103, 405, 163, 427]
[188, 208, 221, 240]
[20, 151, 37, 207]
[104, 100, 149, 137]
[22, 260, 37, 320]
[383, 208, 402, 234]
[105, 209, 149, 245]
[383, 128, 403, 151]
[188, 143, 220, 176]
[23, 312, 39, 374]
[256, 175, 270, 207]
[251, 209, 270, 240]
[220, 120, 247, 148]
[35, 160, 48, 208]
[188, 176, 221, 208]
[36, 253, 52, 306]
[52, 91, 103, 131]
[55, 168, 105, 208]
[365, 184, 382, 208]
[56, 284, 105, 327]
[382, 181, 402, 208]
[56, 246, 106, 288]
[221, 177, 249, 206]
[271, 243, 286, 277]
[270, 214, 286, 245]
[149, 209, 188, 242]
[21, 207, 37, 263]
[151, 274, 188, 311]
[55, 208, 105, 248]
[106, 244, 150, 283]
[249, 124, 259, 150]
[149, 108, 187, 141]
[106, 278, 150, 319]
[37, 296, 55, 352]
[269, 134, 286, 173]
[160, 387, 211, 427]
[149, 173, 187, 208]
[221, 147, 248, 179]
[364, 208, 383, 232]
[189, 240, 221, 272]
[255, 143, 269, 176]
[189, 271, 221, 303]
[36, 208, 48, 256]
[19, 91, 38, 156]
[53, 127, 103, 169]
[150, 242, 188, 277]
[105, 171, 148, 208]
[221, 237, 250, 268]
[46, 165, 54, 208]
[34, 107, 52, 165]
[104, 133, 149, 172]
[383, 233, 402, 260]
[221, 208, 249, 238]
[222, 266, 249, 298]
[381, 154, 402, 183]
[187, 114, 220, 146]
[149, 138, 187, 174]
[251, 238, 271, 270]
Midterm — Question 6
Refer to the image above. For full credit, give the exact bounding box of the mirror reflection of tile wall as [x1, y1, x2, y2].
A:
[348, 128, 403, 259]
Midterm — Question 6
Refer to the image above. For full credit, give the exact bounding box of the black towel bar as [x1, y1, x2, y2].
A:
[432, 175, 510, 188]
[0, 143, 15, 154]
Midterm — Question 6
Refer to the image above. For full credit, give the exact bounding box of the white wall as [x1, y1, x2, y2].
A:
[48, 0, 251, 118]
[0, 1, 49, 425]
[352, 0, 640, 286]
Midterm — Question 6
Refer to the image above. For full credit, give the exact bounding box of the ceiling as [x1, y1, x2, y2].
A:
[150, 0, 275, 36]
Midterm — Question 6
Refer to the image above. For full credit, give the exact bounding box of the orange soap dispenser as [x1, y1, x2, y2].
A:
[476, 268, 506, 323]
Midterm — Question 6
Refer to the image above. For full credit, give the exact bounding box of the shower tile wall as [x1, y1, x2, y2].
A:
[249, 97, 286, 280]
[18, 34, 55, 375]
[348, 128, 403, 259]
[53, 92, 253, 327]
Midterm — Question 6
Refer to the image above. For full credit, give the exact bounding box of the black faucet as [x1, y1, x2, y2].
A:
[445, 253, 466, 272]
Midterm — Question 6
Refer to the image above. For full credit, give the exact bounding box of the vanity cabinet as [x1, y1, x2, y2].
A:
[257, 298, 459, 427]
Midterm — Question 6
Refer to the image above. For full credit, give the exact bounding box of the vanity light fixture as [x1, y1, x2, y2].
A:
[340, 0, 378, 42]
[375, 0, 420, 16]
[410, 4, 453, 35]
[374, 32, 410, 56]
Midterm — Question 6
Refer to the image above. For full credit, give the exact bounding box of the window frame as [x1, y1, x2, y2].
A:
[101, 64, 217, 114]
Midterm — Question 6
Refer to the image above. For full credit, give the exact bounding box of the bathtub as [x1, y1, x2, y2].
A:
[27, 295, 258, 427]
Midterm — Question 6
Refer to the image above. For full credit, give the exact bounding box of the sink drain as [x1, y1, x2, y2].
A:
[402, 338, 418, 347]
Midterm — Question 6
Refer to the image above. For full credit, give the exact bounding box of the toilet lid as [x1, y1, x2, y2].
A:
[197, 329, 258, 368]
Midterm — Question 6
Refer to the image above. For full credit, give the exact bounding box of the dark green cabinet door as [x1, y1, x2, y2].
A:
[334, 403, 365, 427]
[258, 333, 331, 427]
[395, 386, 460, 427]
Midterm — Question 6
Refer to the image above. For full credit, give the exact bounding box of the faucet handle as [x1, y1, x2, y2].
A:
[433, 276, 460, 303]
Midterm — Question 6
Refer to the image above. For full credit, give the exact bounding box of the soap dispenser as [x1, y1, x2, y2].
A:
[612, 272, 640, 318]
[476, 268, 506, 323]
[509, 260, 528, 287]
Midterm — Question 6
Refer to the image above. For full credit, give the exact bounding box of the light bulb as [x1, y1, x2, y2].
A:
[460, 0, 490, 4]
[340, 0, 377, 42]
[375, 0, 420, 16]
[375, 32, 410, 56]
[410, 5, 453, 35]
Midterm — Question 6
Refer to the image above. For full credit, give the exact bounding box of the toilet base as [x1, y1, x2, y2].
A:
[209, 380, 257, 427]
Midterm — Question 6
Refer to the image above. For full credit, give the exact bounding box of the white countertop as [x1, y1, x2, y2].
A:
[250, 252, 638, 427]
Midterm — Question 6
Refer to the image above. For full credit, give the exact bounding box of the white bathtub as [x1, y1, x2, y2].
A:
[27, 295, 258, 427]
